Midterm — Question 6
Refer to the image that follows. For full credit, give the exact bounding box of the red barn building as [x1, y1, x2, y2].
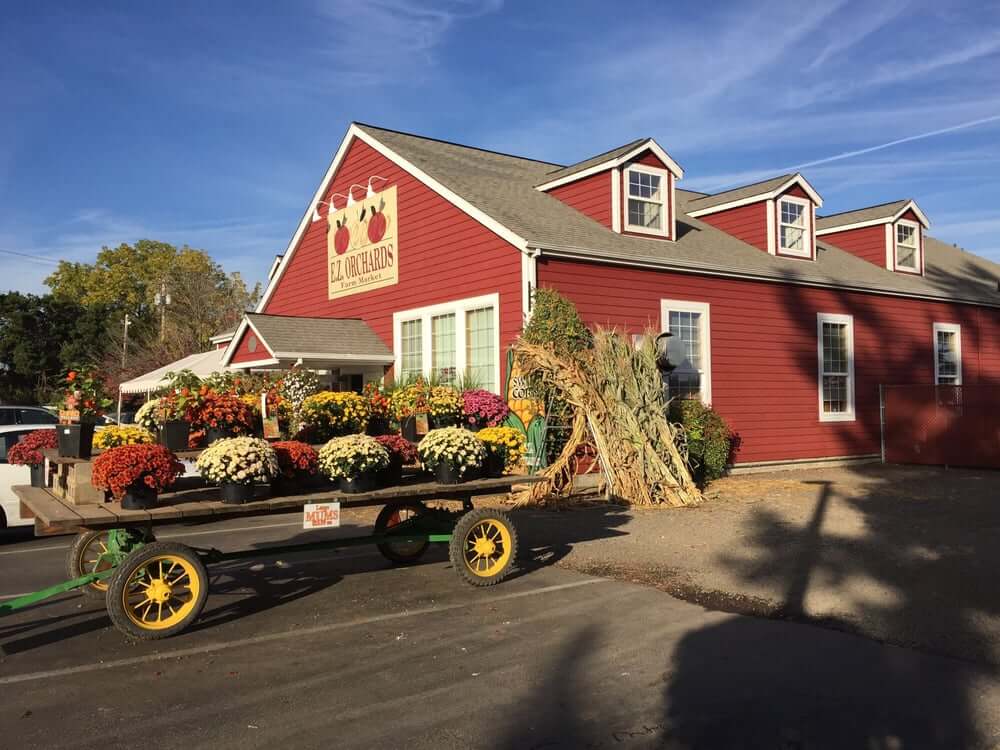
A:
[219, 123, 1000, 470]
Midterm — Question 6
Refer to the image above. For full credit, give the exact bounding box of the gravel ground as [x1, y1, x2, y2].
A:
[510, 463, 1000, 666]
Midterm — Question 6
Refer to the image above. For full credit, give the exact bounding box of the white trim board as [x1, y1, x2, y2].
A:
[660, 299, 712, 404]
[392, 293, 502, 393]
[535, 138, 684, 192]
[256, 123, 528, 313]
[932, 322, 963, 385]
[686, 173, 823, 218]
[623, 163, 673, 238]
[816, 312, 856, 423]
[220, 316, 276, 367]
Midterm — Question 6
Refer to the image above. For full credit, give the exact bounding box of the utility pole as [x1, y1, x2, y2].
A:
[153, 282, 171, 342]
[122, 313, 131, 368]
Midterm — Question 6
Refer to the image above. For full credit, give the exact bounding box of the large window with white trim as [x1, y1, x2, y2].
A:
[933, 323, 962, 385]
[778, 196, 811, 257]
[625, 166, 669, 236]
[393, 294, 501, 393]
[817, 313, 855, 421]
[660, 300, 711, 403]
[896, 221, 920, 271]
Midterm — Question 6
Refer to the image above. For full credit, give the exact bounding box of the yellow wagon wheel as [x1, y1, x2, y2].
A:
[106, 542, 209, 640]
[65, 530, 115, 600]
[449, 508, 519, 587]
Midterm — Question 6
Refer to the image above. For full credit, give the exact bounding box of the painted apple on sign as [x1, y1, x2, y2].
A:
[327, 185, 399, 300]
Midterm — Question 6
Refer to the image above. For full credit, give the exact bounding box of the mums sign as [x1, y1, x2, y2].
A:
[327, 185, 399, 300]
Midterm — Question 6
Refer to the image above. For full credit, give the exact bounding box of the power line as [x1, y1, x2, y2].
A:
[0, 249, 62, 266]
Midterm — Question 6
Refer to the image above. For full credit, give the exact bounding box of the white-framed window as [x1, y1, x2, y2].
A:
[625, 165, 670, 237]
[933, 322, 962, 385]
[778, 196, 812, 258]
[895, 220, 921, 271]
[392, 294, 501, 392]
[660, 299, 711, 403]
[817, 313, 855, 422]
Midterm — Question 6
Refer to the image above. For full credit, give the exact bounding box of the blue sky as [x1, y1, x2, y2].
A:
[2, 0, 999, 294]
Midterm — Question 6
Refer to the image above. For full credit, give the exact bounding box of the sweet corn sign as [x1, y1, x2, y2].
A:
[504, 350, 546, 471]
[327, 185, 399, 300]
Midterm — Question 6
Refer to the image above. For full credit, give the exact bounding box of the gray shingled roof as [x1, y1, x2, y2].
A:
[356, 124, 1000, 307]
[246, 313, 392, 359]
[816, 200, 911, 230]
[535, 138, 647, 186]
[686, 174, 795, 211]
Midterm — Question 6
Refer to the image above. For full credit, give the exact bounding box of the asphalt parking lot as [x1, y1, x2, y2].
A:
[2, 512, 999, 749]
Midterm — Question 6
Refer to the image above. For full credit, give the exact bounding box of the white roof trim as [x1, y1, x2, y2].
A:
[219, 316, 276, 367]
[535, 138, 683, 192]
[256, 123, 528, 312]
[532, 245, 1000, 309]
[228, 357, 282, 370]
[817, 200, 930, 235]
[686, 174, 824, 218]
[267, 254, 284, 280]
[273, 351, 395, 364]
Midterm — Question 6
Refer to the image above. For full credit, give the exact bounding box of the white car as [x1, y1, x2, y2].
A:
[0, 424, 58, 528]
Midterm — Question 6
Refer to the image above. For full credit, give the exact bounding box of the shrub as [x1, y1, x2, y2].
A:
[191, 392, 255, 435]
[318, 434, 389, 479]
[271, 440, 319, 479]
[669, 399, 732, 484]
[476, 426, 526, 473]
[418, 427, 485, 477]
[374, 434, 418, 465]
[461, 389, 509, 428]
[7, 429, 58, 466]
[93, 425, 155, 450]
[300, 391, 370, 440]
[196, 437, 278, 486]
[521, 287, 593, 361]
[92, 444, 184, 499]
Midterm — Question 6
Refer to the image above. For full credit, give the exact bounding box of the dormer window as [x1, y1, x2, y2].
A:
[895, 221, 920, 272]
[625, 166, 669, 236]
[778, 196, 813, 258]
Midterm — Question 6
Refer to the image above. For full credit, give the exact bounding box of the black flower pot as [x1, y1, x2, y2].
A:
[158, 420, 190, 451]
[57, 423, 95, 459]
[122, 481, 158, 510]
[376, 457, 403, 487]
[464, 422, 482, 433]
[29, 462, 46, 488]
[434, 462, 466, 485]
[220, 482, 256, 504]
[205, 426, 236, 445]
[338, 473, 376, 494]
[270, 475, 302, 496]
[366, 417, 390, 437]
[483, 451, 506, 478]
[400, 417, 420, 443]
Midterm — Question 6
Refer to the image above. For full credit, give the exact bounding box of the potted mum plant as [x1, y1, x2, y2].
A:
[318, 434, 390, 493]
[374, 434, 417, 486]
[418, 427, 485, 484]
[271, 440, 320, 494]
[57, 369, 113, 458]
[427, 386, 463, 428]
[475, 426, 527, 478]
[363, 382, 392, 436]
[92, 425, 155, 451]
[7, 428, 58, 487]
[91, 444, 185, 510]
[390, 380, 430, 442]
[194, 392, 255, 445]
[461, 389, 510, 431]
[196, 436, 279, 504]
[299, 391, 370, 441]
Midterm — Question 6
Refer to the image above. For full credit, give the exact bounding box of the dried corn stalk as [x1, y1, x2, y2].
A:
[513, 329, 701, 507]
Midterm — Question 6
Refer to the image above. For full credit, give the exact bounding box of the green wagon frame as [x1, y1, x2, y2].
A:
[2, 476, 540, 640]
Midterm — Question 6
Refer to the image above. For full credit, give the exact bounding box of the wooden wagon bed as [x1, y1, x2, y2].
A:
[15, 475, 541, 534]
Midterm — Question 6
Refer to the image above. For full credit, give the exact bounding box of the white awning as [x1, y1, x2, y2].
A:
[119, 349, 231, 395]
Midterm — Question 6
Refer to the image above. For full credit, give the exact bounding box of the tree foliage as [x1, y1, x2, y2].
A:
[668, 398, 733, 484]
[522, 287, 593, 361]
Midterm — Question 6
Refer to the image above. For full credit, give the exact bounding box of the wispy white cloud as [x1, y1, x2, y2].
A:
[806, 0, 910, 71]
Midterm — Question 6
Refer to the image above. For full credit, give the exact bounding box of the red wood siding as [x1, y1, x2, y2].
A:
[537, 256, 1000, 464]
[782, 184, 810, 200]
[263, 137, 523, 386]
[229, 327, 272, 364]
[699, 202, 768, 252]
[548, 170, 613, 228]
[821, 225, 886, 267]
[632, 151, 669, 170]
